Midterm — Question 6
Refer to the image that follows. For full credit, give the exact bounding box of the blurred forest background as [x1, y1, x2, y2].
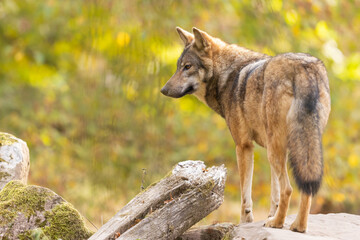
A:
[1, 0, 360, 230]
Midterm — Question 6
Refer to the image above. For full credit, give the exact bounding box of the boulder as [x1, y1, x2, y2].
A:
[231, 213, 360, 240]
[0, 132, 30, 190]
[0, 180, 93, 240]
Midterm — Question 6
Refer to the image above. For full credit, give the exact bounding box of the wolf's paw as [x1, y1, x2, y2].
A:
[290, 221, 307, 233]
[240, 208, 254, 223]
[263, 217, 284, 229]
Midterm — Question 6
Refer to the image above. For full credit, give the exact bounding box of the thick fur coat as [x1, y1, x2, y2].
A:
[161, 27, 331, 233]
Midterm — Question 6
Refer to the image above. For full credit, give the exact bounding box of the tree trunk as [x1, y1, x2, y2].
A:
[89, 160, 227, 240]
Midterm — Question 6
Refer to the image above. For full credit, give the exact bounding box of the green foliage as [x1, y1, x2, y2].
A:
[0, 0, 359, 225]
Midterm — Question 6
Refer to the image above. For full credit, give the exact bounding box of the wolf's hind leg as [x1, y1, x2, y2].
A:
[268, 167, 280, 218]
[264, 144, 292, 229]
[236, 144, 254, 223]
[290, 193, 312, 232]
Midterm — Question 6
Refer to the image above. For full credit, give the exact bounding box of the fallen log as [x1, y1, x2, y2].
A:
[89, 160, 227, 240]
[176, 223, 235, 240]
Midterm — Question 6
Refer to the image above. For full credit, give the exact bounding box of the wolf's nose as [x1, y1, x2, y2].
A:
[160, 86, 168, 95]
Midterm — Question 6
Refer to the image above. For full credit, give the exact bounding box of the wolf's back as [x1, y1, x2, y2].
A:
[286, 56, 330, 196]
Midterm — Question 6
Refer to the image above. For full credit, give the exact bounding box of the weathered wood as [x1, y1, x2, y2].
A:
[176, 223, 235, 240]
[89, 160, 227, 240]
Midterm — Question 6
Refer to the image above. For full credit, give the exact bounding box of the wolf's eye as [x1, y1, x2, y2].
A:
[184, 64, 192, 70]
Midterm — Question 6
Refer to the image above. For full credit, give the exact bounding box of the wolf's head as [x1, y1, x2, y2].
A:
[161, 27, 219, 100]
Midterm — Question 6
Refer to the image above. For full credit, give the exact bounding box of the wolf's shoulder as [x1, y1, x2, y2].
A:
[269, 52, 323, 65]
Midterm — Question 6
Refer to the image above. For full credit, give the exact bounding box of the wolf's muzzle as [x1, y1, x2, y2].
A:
[161, 85, 195, 98]
[160, 86, 169, 96]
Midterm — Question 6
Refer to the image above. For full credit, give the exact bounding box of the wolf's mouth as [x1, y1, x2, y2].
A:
[182, 85, 195, 96]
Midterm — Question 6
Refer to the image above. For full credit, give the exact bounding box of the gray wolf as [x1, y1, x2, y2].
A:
[160, 27, 330, 232]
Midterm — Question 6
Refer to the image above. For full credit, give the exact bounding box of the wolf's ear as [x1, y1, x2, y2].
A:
[176, 27, 194, 46]
[192, 27, 211, 51]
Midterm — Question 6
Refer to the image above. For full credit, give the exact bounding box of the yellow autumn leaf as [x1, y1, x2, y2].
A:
[269, 0, 283, 12]
[315, 21, 330, 40]
[333, 193, 345, 203]
[40, 132, 51, 146]
[116, 32, 130, 47]
[348, 154, 359, 168]
[285, 10, 299, 26]
[14, 51, 25, 62]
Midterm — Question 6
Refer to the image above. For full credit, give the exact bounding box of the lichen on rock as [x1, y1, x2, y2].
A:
[0, 133, 18, 146]
[0, 172, 10, 182]
[0, 180, 93, 240]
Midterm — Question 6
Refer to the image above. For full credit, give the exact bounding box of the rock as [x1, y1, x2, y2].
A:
[0, 132, 30, 190]
[233, 213, 360, 240]
[180, 213, 360, 240]
[0, 180, 93, 240]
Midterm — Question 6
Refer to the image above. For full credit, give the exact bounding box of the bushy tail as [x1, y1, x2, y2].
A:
[287, 74, 323, 196]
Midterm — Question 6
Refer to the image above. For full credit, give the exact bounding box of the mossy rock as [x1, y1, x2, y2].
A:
[0, 181, 93, 240]
[0, 133, 18, 146]
[0, 132, 30, 190]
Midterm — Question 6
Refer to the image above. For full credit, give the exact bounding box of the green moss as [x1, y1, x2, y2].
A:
[0, 181, 55, 225]
[0, 180, 93, 240]
[43, 202, 93, 240]
[221, 232, 232, 240]
[0, 132, 17, 146]
[19, 229, 49, 240]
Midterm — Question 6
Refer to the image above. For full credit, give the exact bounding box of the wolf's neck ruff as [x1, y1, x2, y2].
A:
[203, 45, 269, 118]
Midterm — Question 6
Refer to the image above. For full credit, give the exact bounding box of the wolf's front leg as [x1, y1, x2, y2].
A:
[236, 143, 254, 223]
